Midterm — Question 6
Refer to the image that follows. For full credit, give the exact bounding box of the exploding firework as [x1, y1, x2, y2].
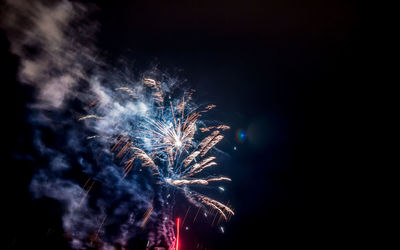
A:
[81, 77, 234, 247]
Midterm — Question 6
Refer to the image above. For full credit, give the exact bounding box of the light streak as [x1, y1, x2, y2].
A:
[95, 215, 107, 241]
[116, 87, 136, 97]
[80, 178, 92, 195]
[141, 199, 154, 228]
[141, 203, 153, 228]
[79, 179, 95, 206]
[176, 218, 180, 250]
[167, 177, 231, 186]
[78, 114, 103, 121]
[193, 206, 201, 223]
[86, 135, 99, 140]
[182, 206, 191, 229]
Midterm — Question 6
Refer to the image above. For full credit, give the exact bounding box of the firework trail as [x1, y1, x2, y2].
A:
[1, 0, 233, 248]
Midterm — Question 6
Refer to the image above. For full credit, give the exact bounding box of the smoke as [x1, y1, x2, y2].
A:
[1, 0, 176, 248]
[1, 0, 98, 109]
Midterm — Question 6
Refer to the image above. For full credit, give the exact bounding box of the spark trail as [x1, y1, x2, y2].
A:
[176, 217, 180, 250]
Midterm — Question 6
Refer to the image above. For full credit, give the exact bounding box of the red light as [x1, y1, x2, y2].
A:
[176, 218, 180, 250]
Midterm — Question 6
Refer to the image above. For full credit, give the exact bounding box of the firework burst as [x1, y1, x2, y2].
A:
[81, 77, 234, 247]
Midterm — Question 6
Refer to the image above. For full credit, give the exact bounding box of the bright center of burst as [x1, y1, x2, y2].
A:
[174, 139, 182, 147]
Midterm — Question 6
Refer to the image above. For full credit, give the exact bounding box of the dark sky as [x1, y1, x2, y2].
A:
[2, 0, 361, 249]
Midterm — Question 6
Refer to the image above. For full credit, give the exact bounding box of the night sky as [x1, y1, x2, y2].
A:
[2, 0, 360, 249]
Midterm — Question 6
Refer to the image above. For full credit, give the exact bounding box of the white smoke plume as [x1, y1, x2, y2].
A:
[1, 0, 98, 109]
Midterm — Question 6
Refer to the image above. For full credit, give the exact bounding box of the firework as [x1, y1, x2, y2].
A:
[82, 77, 234, 246]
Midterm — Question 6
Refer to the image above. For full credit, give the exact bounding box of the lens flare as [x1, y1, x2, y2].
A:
[236, 129, 247, 143]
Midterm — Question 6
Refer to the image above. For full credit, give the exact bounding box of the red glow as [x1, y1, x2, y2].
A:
[176, 218, 180, 250]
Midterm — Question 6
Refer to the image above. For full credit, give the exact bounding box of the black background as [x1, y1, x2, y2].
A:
[2, 0, 361, 249]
